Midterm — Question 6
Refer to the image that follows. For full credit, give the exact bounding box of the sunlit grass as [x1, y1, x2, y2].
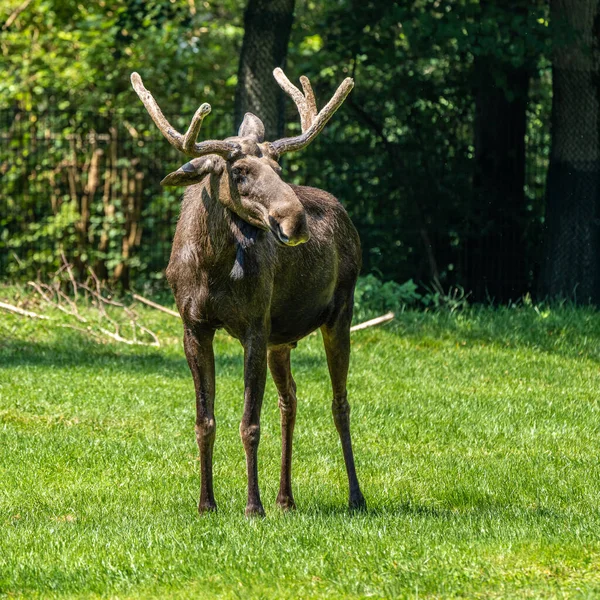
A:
[1, 294, 599, 598]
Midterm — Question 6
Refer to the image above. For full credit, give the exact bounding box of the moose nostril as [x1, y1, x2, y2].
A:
[269, 213, 309, 246]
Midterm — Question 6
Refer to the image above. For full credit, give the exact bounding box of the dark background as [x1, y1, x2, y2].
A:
[1, 0, 598, 304]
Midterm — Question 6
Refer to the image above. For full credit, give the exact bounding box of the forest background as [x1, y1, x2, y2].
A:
[1, 0, 598, 305]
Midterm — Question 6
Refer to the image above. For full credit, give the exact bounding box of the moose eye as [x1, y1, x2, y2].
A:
[231, 166, 251, 195]
[231, 167, 246, 183]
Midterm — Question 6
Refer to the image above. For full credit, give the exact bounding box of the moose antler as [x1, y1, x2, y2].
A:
[130, 72, 242, 159]
[270, 68, 354, 156]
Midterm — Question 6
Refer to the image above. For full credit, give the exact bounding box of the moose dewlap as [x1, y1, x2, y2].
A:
[131, 67, 366, 516]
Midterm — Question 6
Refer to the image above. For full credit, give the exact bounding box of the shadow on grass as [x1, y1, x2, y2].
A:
[387, 306, 600, 364]
[300, 499, 460, 519]
[0, 337, 186, 375]
[0, 336, 326, 376]
[299, 498, 567, 522]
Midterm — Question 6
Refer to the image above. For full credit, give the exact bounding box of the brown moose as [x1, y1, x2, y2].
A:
[131, 67, 366, 516]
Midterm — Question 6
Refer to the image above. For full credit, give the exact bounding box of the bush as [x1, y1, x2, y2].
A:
[353, 274, 470, 322]
[353, 275, 421, 321]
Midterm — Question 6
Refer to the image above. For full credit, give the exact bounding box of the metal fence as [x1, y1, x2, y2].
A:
[0, 105, 549, 297]
[0, 106, 232, 288]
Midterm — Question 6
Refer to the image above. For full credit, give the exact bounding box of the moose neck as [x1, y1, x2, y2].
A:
[178, 180, 263, 280]
[229, 212, 260, 280]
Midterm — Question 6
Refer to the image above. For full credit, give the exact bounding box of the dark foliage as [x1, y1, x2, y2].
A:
[4, 0, 592, 305]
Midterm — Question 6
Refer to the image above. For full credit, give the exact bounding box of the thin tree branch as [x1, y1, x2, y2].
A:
[350, 312, 395, 332]
[27, 281, 87, 323]
[61, 252, 79, 301]
[132, 294, 180, 318]
[2, 0, 33, 30]
[0, 300, 50, 319]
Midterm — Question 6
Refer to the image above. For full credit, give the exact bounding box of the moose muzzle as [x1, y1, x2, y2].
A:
[269, 203, 310, 247]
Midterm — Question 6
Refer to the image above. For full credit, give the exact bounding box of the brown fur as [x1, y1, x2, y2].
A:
[166, 151, 366, 516]
[151, 106, 365, 515]
[130, 68, 365, 515]
[168, 183, 359, 343]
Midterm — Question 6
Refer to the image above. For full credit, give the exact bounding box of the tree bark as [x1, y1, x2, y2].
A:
[235, 0, 295, 140]
[541, 0, 600, 304]
[468, 3, 531, 302]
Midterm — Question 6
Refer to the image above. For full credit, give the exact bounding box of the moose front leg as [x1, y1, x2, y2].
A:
[183, 326, 217, 513]
[321, 310, 366, 511]
[268, 345, 297, 510]
[240, 329, 268, 517]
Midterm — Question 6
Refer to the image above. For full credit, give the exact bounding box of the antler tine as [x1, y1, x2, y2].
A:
[131, 72, 183, 149]
[273, 68, 314, 131]
[130, 72, 241, 159]
[299, 76, 318, 127]
[270, 69, 354, 156]
[182, 102, 211, 154]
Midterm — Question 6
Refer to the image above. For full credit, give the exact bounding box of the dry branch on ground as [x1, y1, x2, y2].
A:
[0, 260, 160, 347]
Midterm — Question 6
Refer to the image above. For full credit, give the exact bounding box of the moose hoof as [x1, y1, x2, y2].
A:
[349, 492, 367, 512]
[245, 503, 266, 518]
[276, 495, 296, 511]
[198, 501, 217, 515]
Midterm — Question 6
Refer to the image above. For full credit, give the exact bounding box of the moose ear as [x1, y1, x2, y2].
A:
[160, 156, 222, 187]
[237, 112, 265, 142]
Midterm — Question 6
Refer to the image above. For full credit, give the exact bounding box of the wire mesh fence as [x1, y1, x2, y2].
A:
[0, 104, 549, 297]
[0, 106, 231, 288]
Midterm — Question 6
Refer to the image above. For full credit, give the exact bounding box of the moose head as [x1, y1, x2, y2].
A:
[130, 69, 353, 247]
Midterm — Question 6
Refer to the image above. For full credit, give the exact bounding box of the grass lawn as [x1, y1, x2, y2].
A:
[1, 293, 600, 598]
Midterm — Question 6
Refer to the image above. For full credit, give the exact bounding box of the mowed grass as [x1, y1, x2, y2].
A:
[1, 296, 600, 598]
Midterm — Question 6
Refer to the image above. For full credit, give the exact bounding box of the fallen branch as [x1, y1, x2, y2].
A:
[79, 283, 124, 308]
[12, 262, 162, 347]
[0, 300, 50, 320]
[136, 323, 161, 347]
[27, 281, 87, 323]
[350, 312, 395, 332]
[98, 327, 159, 347]
[1, 298, 159, 346]
[133, 294, 180, 318]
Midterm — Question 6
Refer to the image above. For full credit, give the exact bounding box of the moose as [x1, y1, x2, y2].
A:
[131, 67, 366, 516]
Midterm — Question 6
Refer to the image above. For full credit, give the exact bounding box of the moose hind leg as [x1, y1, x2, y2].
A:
[268, 345, 297, 510]
[321, 313, 366, 510]
[183, 326, 217, 513]
[240, 330, 268, 517]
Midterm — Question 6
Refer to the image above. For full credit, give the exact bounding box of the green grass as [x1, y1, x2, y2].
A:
[1, 293, 600, 598]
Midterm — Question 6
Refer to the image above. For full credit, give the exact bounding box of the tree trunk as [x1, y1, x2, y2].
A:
[234, 0, 295, 140]
[468, 4, 532, 302]
[541, 0, 600, 304]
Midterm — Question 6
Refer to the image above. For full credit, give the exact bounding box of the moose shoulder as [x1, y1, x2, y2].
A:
[132, 68, 366, 516]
